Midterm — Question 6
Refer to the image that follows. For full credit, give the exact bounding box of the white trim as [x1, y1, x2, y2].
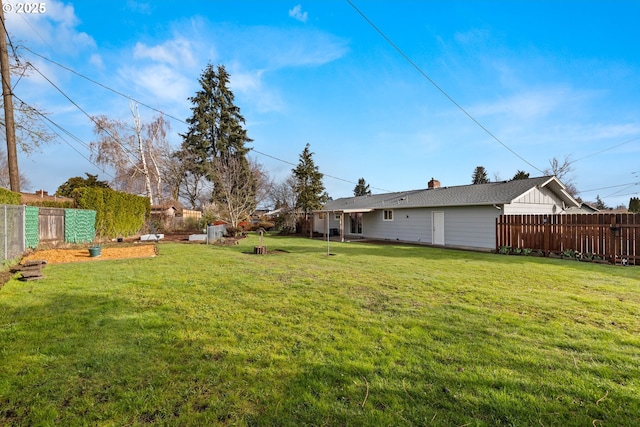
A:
[341, 208, 374, 213]
[383, 209, 394, 221]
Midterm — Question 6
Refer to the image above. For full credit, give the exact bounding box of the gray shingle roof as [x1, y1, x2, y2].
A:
[322, 176, 570, 211]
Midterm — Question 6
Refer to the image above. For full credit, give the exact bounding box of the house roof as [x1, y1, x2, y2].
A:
[320, 176, 581, 212]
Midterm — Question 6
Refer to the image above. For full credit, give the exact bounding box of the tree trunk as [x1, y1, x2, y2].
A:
[131, 102, 153, 204]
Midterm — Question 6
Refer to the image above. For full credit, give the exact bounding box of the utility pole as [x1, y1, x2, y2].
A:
[0, 0, 20, 192]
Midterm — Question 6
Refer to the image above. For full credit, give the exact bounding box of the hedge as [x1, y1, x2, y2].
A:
[72, 187, 150, 238]
[0, 187, 21, 205]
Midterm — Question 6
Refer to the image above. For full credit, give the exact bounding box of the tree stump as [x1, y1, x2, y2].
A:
[253, 246, 267, 255]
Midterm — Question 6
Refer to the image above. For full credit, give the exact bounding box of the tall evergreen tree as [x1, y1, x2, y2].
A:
[292, 143, 327, 235]
[353, 178, 371, 196]
[629, 197, 640, 213]
[471, 166, 490, 184]
[512, 170, 530, 180]
[180, 63, 254, 207]
[595, 195, 607, 210]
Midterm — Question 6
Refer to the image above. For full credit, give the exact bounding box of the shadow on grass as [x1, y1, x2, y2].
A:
[2, 273, 639, 426]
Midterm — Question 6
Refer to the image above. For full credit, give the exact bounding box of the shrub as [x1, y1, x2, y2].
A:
[225, 226, 241, 237]
[0, 187, 21, 204]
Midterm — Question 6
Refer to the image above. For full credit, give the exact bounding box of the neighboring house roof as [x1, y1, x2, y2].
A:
[565, 203, 599, 213]
[320, 176, 581, 212]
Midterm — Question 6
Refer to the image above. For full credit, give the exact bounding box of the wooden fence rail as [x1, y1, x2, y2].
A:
[496, 213, 640, 265]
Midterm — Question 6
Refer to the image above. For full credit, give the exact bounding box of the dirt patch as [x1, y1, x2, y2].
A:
[0, 269, 13, 289]
[20, 244, 157, 265]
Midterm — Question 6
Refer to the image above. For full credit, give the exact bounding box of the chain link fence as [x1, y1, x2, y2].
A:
[0, 205, 26, 262]
[1, 205, 97, 262]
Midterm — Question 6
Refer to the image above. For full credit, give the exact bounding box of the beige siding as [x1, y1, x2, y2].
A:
[504, 186, 565, 215]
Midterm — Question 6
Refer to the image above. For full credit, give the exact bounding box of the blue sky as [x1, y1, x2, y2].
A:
[5, 0, 640, 208]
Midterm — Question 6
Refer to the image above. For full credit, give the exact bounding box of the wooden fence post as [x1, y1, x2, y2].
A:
[543, 215, 550, 257]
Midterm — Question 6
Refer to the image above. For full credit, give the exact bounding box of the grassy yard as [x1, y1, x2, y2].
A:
[1, 235, 639, 426]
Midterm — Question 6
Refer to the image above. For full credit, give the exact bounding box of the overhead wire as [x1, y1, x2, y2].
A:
[9, 90, 115, 180]
[573, 135, 640, 162]
[20, 45, 394, 193]
[345, 0, 545, 175]
[12, 19, 632, 196]
[26, 61, 143, 167]
[20, 45, 187, 125]
[580, 181, 639, 193]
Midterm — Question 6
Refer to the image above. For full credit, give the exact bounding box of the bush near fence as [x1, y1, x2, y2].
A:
[0, 188, 21, 205]
[73, 187, 150, 238]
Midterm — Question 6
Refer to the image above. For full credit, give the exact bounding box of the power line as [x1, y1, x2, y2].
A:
[10, 90, 115, 180]
[26, 61, 142, 167]
[21, 46, 393, 193]
[573, 135, 640, 162]
[604, 183, 639, 199]
[20, 45, 187, 124]
[580, 181, 639, 193]
[345, 0, 544, 174]
[253, 148, 393, 193]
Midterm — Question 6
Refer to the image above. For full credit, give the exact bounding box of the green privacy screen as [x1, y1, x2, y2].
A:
[65, 209, 96, 243]
[24, 206, 39, 249]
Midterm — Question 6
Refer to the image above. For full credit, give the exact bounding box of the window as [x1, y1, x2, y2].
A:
[334, 213, 341, 221]
[383, 210, 394, 221]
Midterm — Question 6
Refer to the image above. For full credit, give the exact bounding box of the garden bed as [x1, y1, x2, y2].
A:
[20, 243, 157, 265]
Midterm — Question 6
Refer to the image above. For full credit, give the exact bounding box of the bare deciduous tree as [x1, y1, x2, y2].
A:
[0, 61, 56, 155]
[544, 155, 578, 197]
[206, 155, 263, 228]
[0, 146, 30, 190]
[268, 174, 298, 232]
[90, 103, 170, 205]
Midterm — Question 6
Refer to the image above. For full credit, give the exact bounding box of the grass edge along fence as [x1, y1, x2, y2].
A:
[496, 213, 640, 265]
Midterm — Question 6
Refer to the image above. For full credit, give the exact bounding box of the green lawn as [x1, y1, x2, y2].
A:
[1, 235, 639, 426]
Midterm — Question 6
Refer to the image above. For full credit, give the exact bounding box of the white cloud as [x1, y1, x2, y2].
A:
[118, 63, 192, 107]
[89, 54, 104, 69]
[5, 0, 95, 53]
[471, 86, 595, 121]
[126, 0, 153, 14]
[238, 27, 349, 69]
[454, 28, 490, 46]
[133, 38, 196, 68]
[289, 5, 308, 23]
[229, 67, 284, 113]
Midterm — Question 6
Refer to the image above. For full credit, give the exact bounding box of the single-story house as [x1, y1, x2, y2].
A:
[314, 176, 588, 251]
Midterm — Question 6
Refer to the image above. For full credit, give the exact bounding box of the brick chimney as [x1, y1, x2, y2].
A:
[428, 178, 440, 189]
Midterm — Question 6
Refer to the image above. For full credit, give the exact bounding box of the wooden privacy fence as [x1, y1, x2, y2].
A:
[496, 213, 640, 265]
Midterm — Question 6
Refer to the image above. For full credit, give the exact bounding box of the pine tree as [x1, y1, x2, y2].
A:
[595, 195, 607, 210]
[292, 143, 327, 235]
[353, 178, 371, 196]
[471, 166, 490, 184]
[628, 197, 640, 213]
[512, 170, 530, 180]
[180, 63, 254, 207]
